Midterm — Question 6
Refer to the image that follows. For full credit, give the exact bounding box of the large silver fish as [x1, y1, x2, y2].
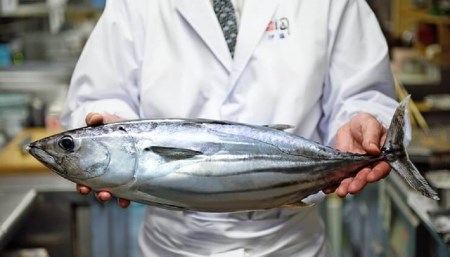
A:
[27, 97, 439, 212]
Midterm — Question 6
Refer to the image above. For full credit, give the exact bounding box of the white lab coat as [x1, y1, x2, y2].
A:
[61, 0, 399, 256]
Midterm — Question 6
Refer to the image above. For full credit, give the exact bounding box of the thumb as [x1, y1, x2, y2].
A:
[85, 113, 105, 126]
[361, 116, 385, 155]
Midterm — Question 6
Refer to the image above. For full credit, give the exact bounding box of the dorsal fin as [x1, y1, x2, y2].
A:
[145, 146, 203, 161]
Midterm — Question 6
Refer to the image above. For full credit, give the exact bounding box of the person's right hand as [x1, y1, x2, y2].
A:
[77, 113, 131, 208]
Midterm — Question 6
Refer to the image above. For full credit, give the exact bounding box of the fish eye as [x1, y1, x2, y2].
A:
[58, 136, 75, 151]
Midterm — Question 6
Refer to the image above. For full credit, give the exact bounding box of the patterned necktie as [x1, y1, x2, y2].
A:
[213, 0, 238, 57]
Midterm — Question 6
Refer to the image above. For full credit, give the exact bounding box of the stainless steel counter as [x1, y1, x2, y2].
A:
[0, 173, 74, 192]
[0, 190, 36, 249]
[386, 172, 450, 256]
[0, 174, 75, 252]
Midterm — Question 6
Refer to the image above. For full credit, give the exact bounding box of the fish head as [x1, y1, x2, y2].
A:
[27, 130, 111, 182]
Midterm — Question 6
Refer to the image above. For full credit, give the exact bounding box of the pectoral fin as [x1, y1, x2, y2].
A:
[146, 146, 203, 161]
[281, 200, 315, 208]
[263, 124, 294, 131]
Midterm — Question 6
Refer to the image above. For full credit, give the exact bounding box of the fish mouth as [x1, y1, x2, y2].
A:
[27, 143, 65, 175]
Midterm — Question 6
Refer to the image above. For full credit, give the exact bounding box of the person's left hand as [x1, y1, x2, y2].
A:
[323, 113, 391, 197]
[77, 113, 131, 209]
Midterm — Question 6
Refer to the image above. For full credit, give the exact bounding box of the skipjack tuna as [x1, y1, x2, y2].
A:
[27, 96, 439, 212]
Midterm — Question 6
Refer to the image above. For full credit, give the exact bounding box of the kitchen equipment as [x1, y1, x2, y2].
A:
[22, 31, 84, 61]
[28, 97, 46, 127]
[1, 248, 49, 257]
[0, 128, 60, 173]
[425, 94, 450, 110]
[0, 93, 31, 141]
[413, 0, 428, 8]
[426, 170, 450, 209]
[91, 0, 105, 8]
[0, 45, 12, 68]
[0, 0, 17, 14]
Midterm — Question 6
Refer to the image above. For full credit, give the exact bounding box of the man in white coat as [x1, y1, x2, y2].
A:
[62, 0, 398, 256]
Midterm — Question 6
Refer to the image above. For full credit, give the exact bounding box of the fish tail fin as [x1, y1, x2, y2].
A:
[382, 95, 440, 200]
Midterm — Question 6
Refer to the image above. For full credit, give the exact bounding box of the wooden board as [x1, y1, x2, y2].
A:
[0, 128, 61, 174]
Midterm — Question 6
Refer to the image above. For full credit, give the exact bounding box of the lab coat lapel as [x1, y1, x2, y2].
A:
[230, 0, 280, 86]
[175, 0, 232, 72]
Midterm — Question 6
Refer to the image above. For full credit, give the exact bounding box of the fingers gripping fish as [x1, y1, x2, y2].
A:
[27, 96, 439, 212]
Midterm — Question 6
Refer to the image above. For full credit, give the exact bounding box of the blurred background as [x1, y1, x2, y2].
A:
[0, 0, 448, 256]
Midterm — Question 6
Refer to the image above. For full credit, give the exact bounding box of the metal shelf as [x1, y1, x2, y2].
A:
[0, 3, 48, 18]
[0, 3, 102, 18]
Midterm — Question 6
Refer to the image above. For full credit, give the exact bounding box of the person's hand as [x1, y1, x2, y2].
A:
[76, 113, 131, 208]
[323, 113, 390, 197]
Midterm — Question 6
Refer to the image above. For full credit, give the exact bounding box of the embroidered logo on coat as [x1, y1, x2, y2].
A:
[266, 17, 290, 40]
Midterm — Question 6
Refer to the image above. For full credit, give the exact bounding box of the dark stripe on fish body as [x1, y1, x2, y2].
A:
[163, 157, 383, 196]
[176, 155, 378, 178]
[147, 173, 328, 197]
